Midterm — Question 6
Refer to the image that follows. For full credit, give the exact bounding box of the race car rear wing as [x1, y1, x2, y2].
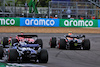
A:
[65, 35, 85, 39]
[17, 35, 38, 38]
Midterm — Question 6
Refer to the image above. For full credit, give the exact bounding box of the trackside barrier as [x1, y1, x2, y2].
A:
[98, 20, 100, 27]
[20, 18, 59, 27]
[0, 17, 20, 26]
[60, 19, 98, 27]
[0, 17, 100, 28]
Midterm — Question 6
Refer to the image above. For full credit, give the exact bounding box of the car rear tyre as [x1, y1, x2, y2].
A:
[70, 41, 75, 50]
[11, 39, 18, 46]
[59, 39, 66, 49]
[0, 47, 3, 59]
[2, 37, 8, 48]
[36, 39, 43, 48]
[39, 49, 48, 63]
[8, 49, 19, 61]
[50, 37, 56, 48]
[83, 39, 90, 50]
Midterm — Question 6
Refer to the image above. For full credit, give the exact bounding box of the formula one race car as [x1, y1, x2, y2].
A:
[49, 33, 90, 50]
[1, 35, 43, 49]
[0, 35, 48, 63]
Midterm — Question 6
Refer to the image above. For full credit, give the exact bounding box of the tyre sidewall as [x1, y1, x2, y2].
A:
[38, 49, 48, 63]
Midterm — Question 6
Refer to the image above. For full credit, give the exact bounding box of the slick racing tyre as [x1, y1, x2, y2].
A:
[36, 39, 43, 48]
[0, 47, 3, 59]
[2, 37, 8, 48]
[39, 49, 48, 63]
[59, 39, 66, 49]
[8, 49, 19, 61]
[50, 37, 56, 48]
[83, 39, 90, 50]
[70, 41, 75, 50]
[11, 39, 18, 46]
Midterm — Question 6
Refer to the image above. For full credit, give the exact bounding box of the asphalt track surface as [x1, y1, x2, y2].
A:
[0, 33, 100, 67]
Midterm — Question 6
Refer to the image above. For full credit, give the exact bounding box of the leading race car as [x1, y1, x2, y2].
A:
[49, 33, 90, 50]
[0, 35, 48, 63]
[1, 34, 43, 49]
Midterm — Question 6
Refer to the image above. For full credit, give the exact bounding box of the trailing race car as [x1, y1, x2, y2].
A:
[49, 33, 90, 50]
[0, 35, 48, 63]
[1, 35, 43, 49]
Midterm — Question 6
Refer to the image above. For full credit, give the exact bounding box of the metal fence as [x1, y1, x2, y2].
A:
[0, 0, 100, 19]
[48, 1, 100, 19]
[0, 0, 48, 18]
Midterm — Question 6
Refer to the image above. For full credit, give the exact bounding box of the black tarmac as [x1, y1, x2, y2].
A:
[0, 33, 100, 67]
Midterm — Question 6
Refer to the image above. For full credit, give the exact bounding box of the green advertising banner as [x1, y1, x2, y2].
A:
[0, 17, 20, 26]
[60, 19, 98, 27]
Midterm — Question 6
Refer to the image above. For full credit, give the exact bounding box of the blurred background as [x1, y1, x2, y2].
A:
[0, 0, 100, 19]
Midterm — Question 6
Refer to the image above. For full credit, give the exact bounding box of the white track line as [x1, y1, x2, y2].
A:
[7, 63, 47, 67]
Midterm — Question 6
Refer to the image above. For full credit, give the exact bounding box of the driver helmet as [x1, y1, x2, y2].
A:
[20, 31, 24, 35]
[10, 36, 12, 38]
[19, 40, 27, 45]
[68, 31, 72, 35]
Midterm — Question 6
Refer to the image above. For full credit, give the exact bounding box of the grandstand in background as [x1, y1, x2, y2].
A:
[49, 0, 100, 19]
[0, 0, 100, 19]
